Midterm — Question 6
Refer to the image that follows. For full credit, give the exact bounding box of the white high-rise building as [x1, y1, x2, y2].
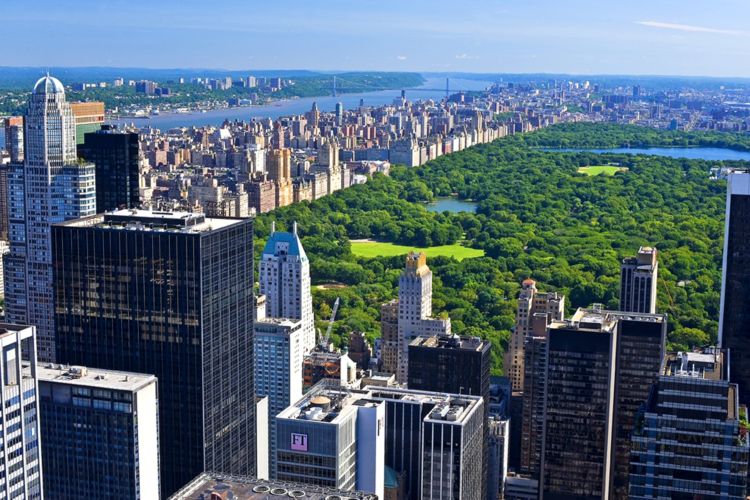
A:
[4, 75, 96, 362]
[254, 317, 304, 478]
[259, 222, 315, 352]
[619, 246, 658, 314]
[393, 252, 450, 383]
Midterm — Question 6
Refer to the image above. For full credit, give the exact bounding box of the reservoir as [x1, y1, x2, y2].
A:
[426, 197, 478, 213]
[542, 147, 750, 162]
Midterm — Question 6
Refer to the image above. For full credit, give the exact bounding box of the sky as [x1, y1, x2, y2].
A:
[2, 0, 750, 77]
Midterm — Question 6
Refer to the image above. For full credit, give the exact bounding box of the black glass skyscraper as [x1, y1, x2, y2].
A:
[80, 125, 140, 212]
[53, 210, 256, 497]
[720, 172, 750, 405]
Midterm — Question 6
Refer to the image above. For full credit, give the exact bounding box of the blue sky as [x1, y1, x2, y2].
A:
[3, 0, 749, 76]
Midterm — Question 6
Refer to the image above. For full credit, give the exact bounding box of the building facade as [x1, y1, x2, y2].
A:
[53, 210, 256, 497]
[258, 223, 316, 352]
[720, 172, 750, 405]
[253, 317, 304, 478]
[629, 349, 748, 499]
[37, 365, 159, 499]
[619, 246, 658, 314]
[80, 125, 141, 212]
[504, 279, 564, 392]
[0, 324, 43, 499]
[4, 75, 97, 363]
[540, 308, 618, 499]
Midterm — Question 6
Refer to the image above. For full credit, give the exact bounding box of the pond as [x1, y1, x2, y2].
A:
[541, 147, 750, 161]
[426, 197, 478, 213]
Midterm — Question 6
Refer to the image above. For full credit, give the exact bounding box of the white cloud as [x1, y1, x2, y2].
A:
[455, 54, 479, 60]
[636, 20, 744, 36]
[396, 55, 407, 60]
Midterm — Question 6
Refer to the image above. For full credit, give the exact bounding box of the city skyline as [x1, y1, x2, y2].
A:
[3, 0, 750, 77]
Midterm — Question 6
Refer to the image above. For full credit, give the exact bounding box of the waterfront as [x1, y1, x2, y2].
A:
[110, 77, 491, 131]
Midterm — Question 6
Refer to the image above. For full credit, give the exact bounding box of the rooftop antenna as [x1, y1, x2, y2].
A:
[293, 221, 298, 236]
[271, 220, 276, 234]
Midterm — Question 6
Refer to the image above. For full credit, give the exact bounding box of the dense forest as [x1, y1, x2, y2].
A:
[257, 123, 745, 374]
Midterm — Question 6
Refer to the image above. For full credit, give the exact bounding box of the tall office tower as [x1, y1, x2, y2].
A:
[0, 164, 9, 240]
[69, 101, 105, 145]
[80, 125, 140, 212]
[540, 308, 618, 500]
[610, 310, 667, 499]
[275, 381, 385, 498]
[394, 252, 451, 382]
[619, 246, 658, 314]
[408, 334, 491, 402]
[4, 75, 97, 363]
[720, 172, 750, 404]
[519, 314, 550, 478]
[629, 349, 749, 499]
[487, 416, 511, 500]
[335, 101, 344, 126]
[407, 334, 491, 500]
[253, 317, 304, 478]
[36, 364, 159, 499]
[258, 223, 315, 352]
[504, 279, 564, 392]
[53, 210, 256, 497]
[4, 116, 24, 163]
[379, 299, 399, 373]
[0, 324, 43, 499]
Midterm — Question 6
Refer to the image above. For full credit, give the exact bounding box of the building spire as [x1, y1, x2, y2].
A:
[271, 220, 276, 234]
[293, 221, 298, 236]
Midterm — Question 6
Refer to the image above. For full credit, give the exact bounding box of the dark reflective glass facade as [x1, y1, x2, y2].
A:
[80, 129, 140, 212]
[52, 216, 255, 497]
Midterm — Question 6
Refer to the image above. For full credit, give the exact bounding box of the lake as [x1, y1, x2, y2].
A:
[542, 147, 750, 161]
[426, 197, 478, 213]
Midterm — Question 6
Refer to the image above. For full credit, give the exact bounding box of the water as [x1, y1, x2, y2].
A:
[426, 197, 478, 213]
[543, 147, 750, 161]
[111, 77, 491, 130]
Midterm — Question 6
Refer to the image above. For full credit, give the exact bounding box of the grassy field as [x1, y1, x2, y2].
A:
[351, 240, 484, 260]
[577, 165, 629, 176]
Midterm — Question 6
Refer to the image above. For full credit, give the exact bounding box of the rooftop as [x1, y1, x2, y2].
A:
[58, 209, 242, 233]
[262, 223, 307, 261]
[552, 307, 617, 333]
[409, 334, 488, 352]
[277, 382, 364, 424]
[366, 386, 483, 424]
[169, 472, 377, 500]
[663, 348, 727, 382]
[34, 364, 156, 392]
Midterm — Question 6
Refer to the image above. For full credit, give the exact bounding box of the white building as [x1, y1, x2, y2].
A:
[393, 252, 450, 382]
[4, 75, 97, 362]
[259, 222, 315, 352]
[619, 246, 659, 314]
[254, 317, 304, 478]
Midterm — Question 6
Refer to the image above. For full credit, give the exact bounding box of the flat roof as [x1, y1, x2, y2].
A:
[57, 209, 242, 233]
[35, 364, 156, 392]
[409, 334, 488, 352]
[663, 349, 726, 381]
[170, 472, 377, 500]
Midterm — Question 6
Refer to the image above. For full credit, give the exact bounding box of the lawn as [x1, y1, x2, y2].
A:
[350, 240, 484, 260]
[577, 165, 629, 176]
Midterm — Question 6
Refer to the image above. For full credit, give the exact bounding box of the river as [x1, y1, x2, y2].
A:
[110, 77, 491, 130]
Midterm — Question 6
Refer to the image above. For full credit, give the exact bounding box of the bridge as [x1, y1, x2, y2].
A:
[330, 76, 470, 98]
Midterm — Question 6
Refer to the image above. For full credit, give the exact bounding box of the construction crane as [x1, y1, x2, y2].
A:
[318, 297, 340, 349]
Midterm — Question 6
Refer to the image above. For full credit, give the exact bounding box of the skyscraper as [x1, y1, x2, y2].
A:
[36, 364, 160, 499]
[53, 209, 256, 497]
[0, 324, 43, 499]
[540, 308, 618, 499]
[720, 172, 750, 404]
[69, 101, 105, 145]
[4, 116, 23, 163]
[619, 246, 658, 314]
[629, 348, 748, 499]
[253, 317, 304, 478]
[80, 125, 141, 212]
[385, 252, 450, 383]
[4, 75, 97, 362]
[519, 314, 549, 478]
[504, 279, 564, 392]
[259, 222, 315, 352]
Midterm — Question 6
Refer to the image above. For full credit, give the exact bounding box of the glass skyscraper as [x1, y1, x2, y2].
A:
[3, 75, 96, 363]
[52, 209, 256, 498]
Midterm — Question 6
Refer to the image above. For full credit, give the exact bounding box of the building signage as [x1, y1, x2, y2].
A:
[291, 432, 308, 451]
